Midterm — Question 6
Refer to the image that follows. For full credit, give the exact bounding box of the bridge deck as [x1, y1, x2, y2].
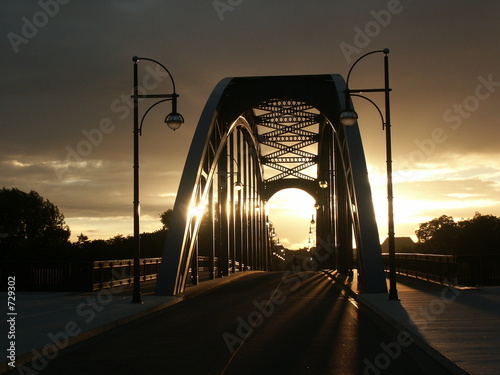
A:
[2, 271, 499, 374]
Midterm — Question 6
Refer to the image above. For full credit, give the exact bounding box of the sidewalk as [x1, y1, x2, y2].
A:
[0, 272, 257, 374]
[328, 270, 500, 375]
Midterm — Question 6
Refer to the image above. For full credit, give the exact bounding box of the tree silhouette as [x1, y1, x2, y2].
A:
[415, 214, 456, 243]
[159, 209, 173, 230]
[76, 233, 90, 248]
[0, 188, 70, 247]
[457, 212, 500, 254]
[416, 213, 500, 255]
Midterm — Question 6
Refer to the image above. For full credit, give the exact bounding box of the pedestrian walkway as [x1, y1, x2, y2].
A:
[0, 272, 257, 374]
[326, 270, 500, 375]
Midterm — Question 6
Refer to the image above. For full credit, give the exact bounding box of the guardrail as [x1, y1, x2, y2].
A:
[0, 260, 93, 292]
[92, 258, 161, 290]
[382, 253, 500, 286]
[0, 256, 220, 292]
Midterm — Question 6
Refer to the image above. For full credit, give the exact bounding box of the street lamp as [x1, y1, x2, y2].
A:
[131, 56, 184, 303]
[339, 48, 399, 300]
[318, 180, 328, 189]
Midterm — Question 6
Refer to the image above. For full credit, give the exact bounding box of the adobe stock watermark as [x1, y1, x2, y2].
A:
[395, 73, 500, 180]
[222, 286, 287, 354]
[406, 279, 461, 331]
[213, 0, 243, 21]
[222, 236, 335, 354]
[7, 0, 70, 54]
[363, 281, 461, 375]
[12, 270, 126, 374]
[53, 62, 172, 182]
[340, 0, 403, 63]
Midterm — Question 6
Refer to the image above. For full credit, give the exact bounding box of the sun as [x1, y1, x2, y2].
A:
[265, 188, 317, 249]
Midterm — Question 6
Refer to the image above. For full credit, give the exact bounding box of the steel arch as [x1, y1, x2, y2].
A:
[156, 74, 387, 295]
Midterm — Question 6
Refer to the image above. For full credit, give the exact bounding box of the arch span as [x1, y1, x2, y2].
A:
[156, 74, 387, 295]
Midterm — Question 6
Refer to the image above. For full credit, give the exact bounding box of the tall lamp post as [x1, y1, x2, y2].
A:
[339, 48, 399, 300]
[131, 56, 184, 303]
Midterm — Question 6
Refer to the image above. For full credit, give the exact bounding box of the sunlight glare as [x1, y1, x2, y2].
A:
[266, 188, 316, 249]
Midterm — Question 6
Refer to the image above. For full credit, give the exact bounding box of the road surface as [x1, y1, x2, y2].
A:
[27, 271, 450, 374]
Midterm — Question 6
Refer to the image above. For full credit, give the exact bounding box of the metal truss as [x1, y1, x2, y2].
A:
[156, 75, 388, 296]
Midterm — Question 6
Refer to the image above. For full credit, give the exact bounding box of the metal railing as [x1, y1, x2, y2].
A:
[0, 260, 94, 292]
[0, 256, 232, 291]
[382, 253, 500, 286]
[92, 258, 161, 290]
[0, 258, 162, 292]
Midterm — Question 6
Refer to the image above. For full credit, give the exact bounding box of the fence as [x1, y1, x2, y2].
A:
[382, 253, 500, 286]
[0, 256, 222, 292]
[0, 260, 94, 292]
[92, 258, 162, 291]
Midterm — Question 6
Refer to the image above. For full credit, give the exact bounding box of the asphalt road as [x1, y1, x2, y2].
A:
[33, 271, 449, 375]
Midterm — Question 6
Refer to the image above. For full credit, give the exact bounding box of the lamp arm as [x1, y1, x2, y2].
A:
[139, 98, 173, 135]
[345, 49, 389, 89]
[350, 94, 386, 130]
[133, 56, 178, 94]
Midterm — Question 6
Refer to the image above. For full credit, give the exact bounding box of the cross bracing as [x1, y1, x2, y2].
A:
[259, 134, 320, 143]
[264, 161, 317, 182]
[254, 98, 320, 183]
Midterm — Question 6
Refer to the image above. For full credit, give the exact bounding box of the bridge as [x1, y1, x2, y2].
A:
[2, 72, 500, 374]
[156, 73, 387, 296]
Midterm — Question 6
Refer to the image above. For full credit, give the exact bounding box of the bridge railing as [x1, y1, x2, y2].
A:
[92, 258, 162, 290]
[0, 260, 94, 292]
[382, 253, 500, 286]
[0, 256, 220, 292]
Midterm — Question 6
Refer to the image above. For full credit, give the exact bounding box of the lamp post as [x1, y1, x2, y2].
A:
[131, 56, 184, 304]
[339, 48, 399, 300]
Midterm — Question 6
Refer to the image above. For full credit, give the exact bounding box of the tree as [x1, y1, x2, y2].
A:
[416, 213, 500, 255]
[415, 215, 461, 254]
[76, 233, 89, 248]
[0, 188, 70, 246]
[159, 209, 173, 230]
[415, 215, 456, 243]
[457, 212, 500, 254]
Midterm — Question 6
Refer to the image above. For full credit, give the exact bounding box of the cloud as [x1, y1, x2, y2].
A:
[368, 151, 500, 241]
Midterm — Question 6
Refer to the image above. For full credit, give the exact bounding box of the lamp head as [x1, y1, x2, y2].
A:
[165, 112, 184, 131]
[339, 109, 359, 126]
[233, 181, 243, 191]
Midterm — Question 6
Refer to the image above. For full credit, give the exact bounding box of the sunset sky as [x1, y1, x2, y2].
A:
[1, 1, 500, 250]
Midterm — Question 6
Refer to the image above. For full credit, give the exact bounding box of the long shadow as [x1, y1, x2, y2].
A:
[393, 273, 500, 316]
[35, 272, 288, 375]
[356, 300, 456, 375]
[225, 273, 362, 374]
[326, 270, 428, 340]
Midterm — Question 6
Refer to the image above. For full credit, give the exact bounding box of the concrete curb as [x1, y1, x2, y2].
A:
[323, 270, 470, 375]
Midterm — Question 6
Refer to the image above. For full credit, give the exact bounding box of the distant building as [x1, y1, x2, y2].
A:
[381, 236, 416, 253]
